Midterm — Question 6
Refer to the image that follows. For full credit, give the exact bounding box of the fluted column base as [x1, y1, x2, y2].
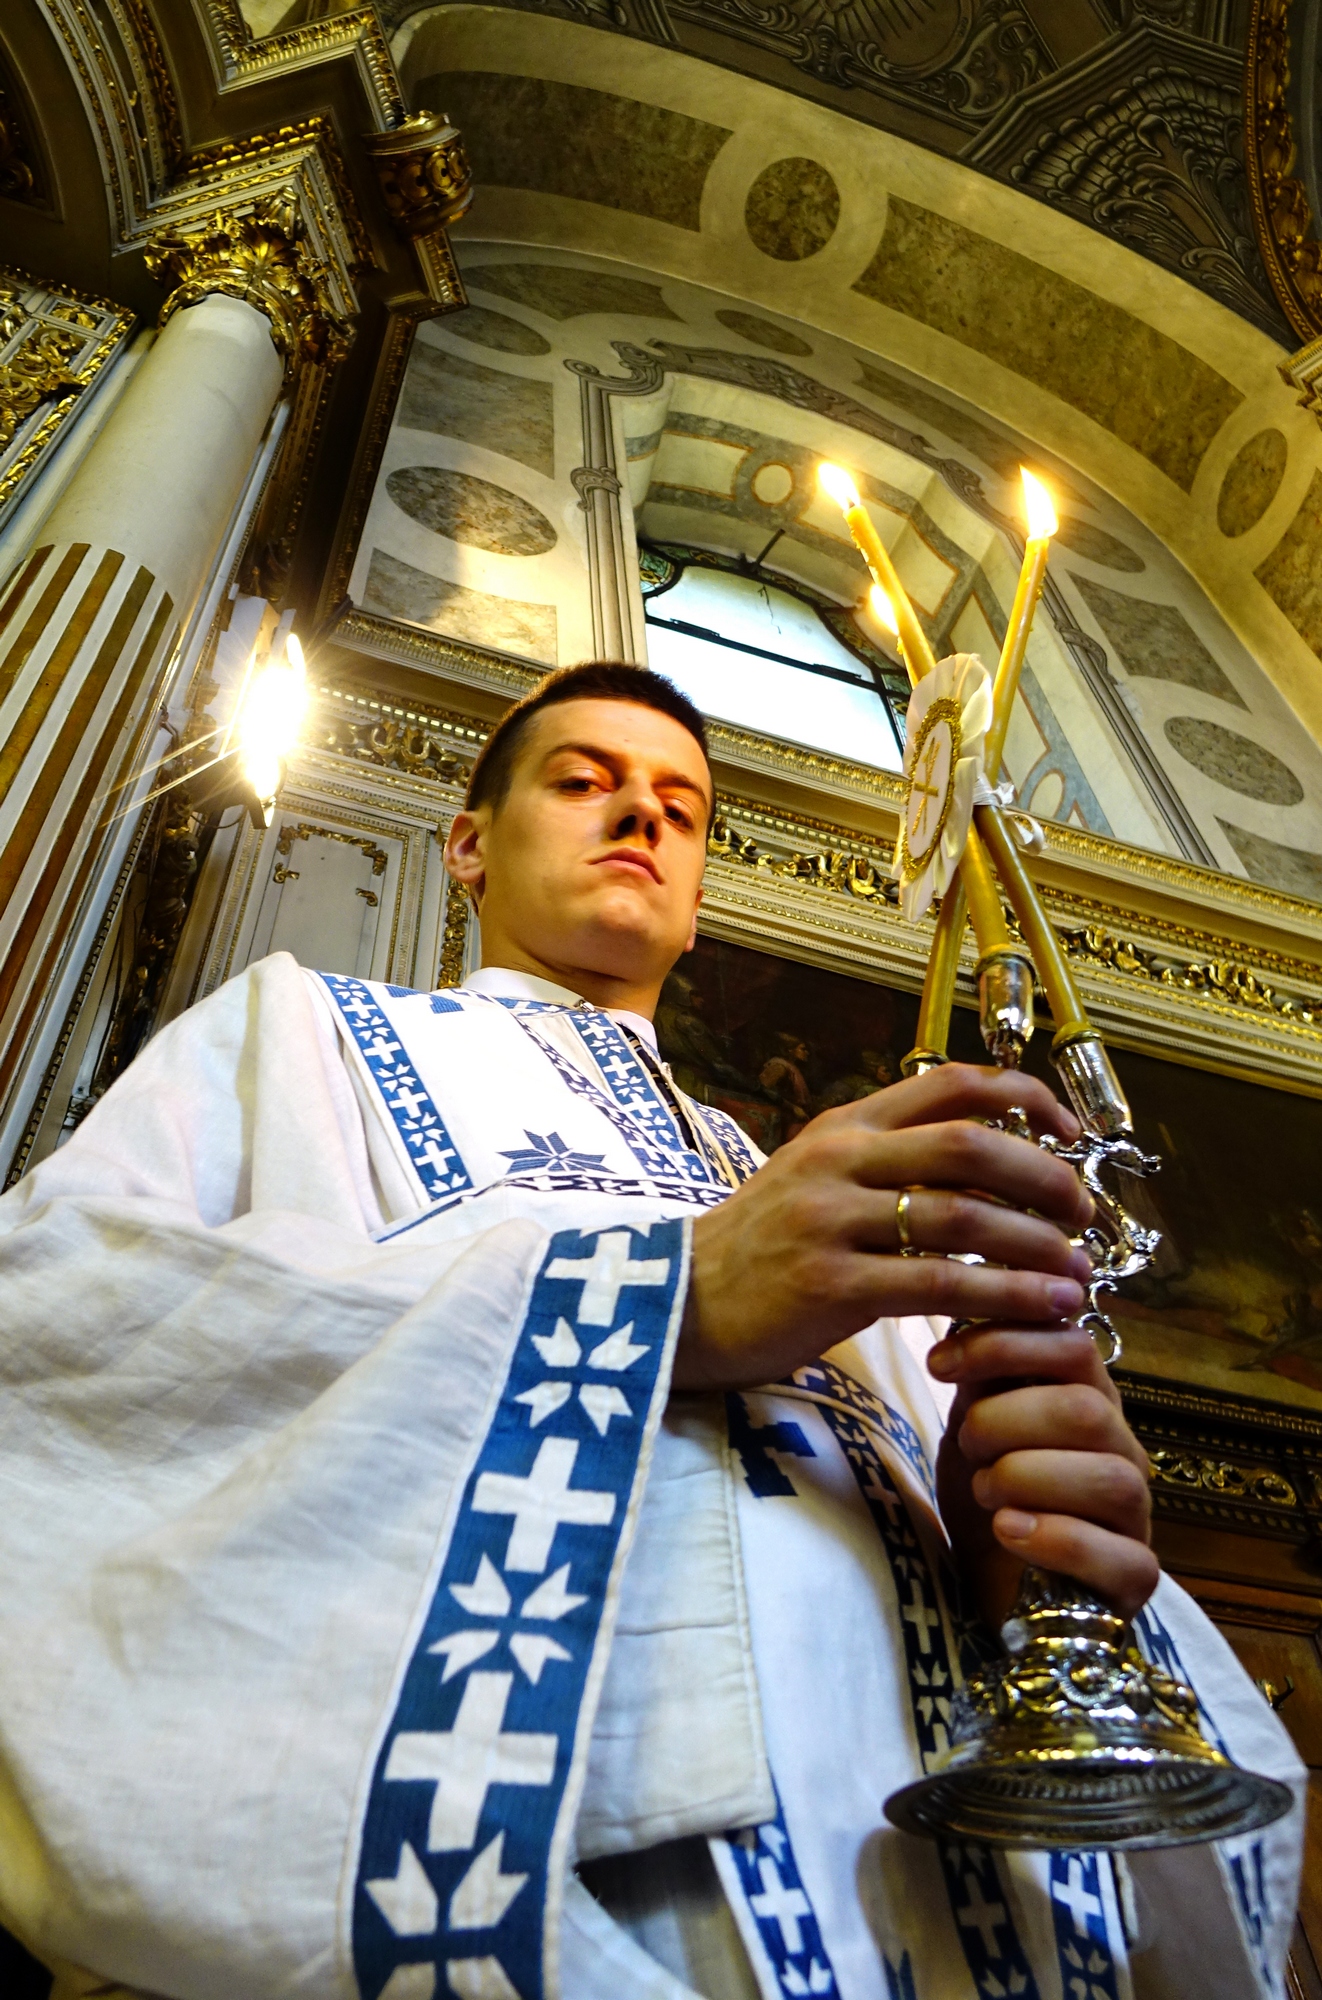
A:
[0, 540, 177, 1115]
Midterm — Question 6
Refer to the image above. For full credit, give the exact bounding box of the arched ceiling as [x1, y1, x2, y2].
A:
[389, 0, 1291, 342]
[388, 6, 1322, 759]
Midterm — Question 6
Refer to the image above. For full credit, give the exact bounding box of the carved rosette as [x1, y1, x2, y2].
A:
[363, 111, 472, 310]
[144, 193, 355, 376]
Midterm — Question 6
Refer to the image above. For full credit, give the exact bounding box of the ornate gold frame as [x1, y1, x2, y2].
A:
[1244, 0, 1322, 343]
[0, 269, 134, 522]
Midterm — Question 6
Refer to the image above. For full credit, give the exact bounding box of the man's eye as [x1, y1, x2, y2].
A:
[666, 804, 694, 829]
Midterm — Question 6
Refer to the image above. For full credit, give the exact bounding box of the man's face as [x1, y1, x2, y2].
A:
[446, 698, 712, 1002]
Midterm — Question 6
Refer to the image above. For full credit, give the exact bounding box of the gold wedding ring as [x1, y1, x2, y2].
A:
[895, 1187, 920, 1256]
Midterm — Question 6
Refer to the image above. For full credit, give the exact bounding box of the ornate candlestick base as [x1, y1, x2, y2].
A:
[885, 1569, 1292, 1848]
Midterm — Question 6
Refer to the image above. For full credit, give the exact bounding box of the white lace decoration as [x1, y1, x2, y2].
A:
[893, 652, 993, 924]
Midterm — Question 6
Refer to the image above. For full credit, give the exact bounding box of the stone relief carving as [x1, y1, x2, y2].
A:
[662, 0, 1046, 126]
[968, 29, 1287, 341]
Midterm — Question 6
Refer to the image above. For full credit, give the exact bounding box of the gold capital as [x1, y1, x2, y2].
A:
[144, 193, 355, 375]
[363, 111, 472, 310]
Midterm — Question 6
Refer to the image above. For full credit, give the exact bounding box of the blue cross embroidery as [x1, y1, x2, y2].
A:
[727, 1393, 816, 1498]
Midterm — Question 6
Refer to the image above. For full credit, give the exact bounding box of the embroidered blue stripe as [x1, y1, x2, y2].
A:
[720, 1793, 841, 1999]
[352, 1221, 684, 2000]
[569, 1011, 712, 1185]
[1048, 1853, 1122, 2000]
[698, 1103, 761, 1182]
[496, 1001, 698, 1185]
[1133, 1603, 1227, 1753]
[1228, 1844, 1275, 1997]
[319, 975, 473, 1201]
[1137, 1605, 1278, 1993]
[374, 1173, 729, 1243]
[776, 1357, 934, 1499]
[883, 1951, 918, 2000]
[810, 1400, 1043, 2000]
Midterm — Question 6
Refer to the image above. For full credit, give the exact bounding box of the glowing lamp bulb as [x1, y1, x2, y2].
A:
[1021, 466, 1057, 542]
[239, 629, 308, 807]
[869, 583, 899, 636]
[818, 462, 861, 511]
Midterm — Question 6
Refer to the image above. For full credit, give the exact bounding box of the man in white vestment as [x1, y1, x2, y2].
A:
[0, 663, 1304, 2000]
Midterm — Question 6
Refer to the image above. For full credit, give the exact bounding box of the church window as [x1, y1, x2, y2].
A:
[639, 544, 906, 769]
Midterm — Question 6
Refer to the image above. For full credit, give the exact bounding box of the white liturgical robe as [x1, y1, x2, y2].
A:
[0, 953, 1304, 2000]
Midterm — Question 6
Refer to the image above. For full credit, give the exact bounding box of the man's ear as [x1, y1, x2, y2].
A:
[682, 885, 702, 954]
[444, 808, 488, 904]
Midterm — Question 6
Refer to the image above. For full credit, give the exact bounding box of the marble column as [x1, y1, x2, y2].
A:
[0, 291, 283, 1138]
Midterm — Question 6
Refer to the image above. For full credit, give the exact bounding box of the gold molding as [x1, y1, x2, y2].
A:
[184, 116, 374, 274]
[437, 883, 469, 987]
[192, 0, 405, 129]
[1148, 1448, 1297, 1510]
[1245, 0, 1322, 343]
[42, 0, 159, 236]
[118, 0, 184, 176]
[332, 604, 546, 700]
[317, 684, 482, 784]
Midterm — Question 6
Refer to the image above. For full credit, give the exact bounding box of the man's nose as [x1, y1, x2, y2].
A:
[608, 781, 663, 844]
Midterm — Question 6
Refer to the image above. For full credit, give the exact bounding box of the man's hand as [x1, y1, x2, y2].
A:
[931, 1323, 1157, 1628]
[676, 1064, 1093, 1391]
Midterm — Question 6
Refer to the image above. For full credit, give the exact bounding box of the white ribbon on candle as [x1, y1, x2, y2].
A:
[894, 652, 993, 923]
[970, 773, 1047, 855]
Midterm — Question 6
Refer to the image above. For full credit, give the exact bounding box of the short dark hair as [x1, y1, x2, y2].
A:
[465, 662, 712, 820]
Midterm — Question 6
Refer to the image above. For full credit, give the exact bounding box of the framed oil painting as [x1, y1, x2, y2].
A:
[659, 933, 1322, 1416]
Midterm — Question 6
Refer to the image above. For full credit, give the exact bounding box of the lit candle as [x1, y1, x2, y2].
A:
[985, 468, 1056, 782]
[837, 494, 1011, 970]
[820, 464, 937, 680]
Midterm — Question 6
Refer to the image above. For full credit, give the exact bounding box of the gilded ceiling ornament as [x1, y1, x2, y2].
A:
[0, 326, 84, 452]
[362, 111, 473, 310]
[144, 195, 355, 375]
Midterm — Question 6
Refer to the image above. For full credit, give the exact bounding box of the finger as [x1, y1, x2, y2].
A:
[835, 1252, 1085, 1327]
[991, 1510, 1159, 1619]
[846, 1121, 1092, 1231]
[854, 1188, 1092, 1280]
[843, 1063, 1080, 1144]
[957, 1382, 1149, 1475]
[930, 1326, 1116, 1394]
[972, 1449, 1151, 1540]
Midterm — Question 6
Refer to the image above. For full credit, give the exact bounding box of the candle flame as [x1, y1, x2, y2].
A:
[818, 462, 861, 511]
[1020, 466, 1057, 541]
[240, 628, 308, 810]
[869, 584, 899, 636]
